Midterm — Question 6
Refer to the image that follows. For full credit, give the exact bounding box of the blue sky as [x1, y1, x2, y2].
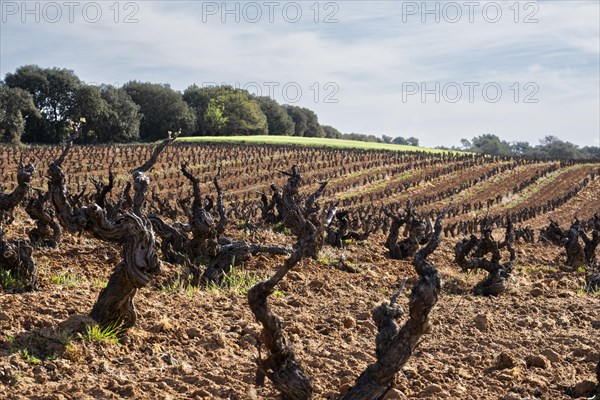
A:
[1, 0, 599, 147]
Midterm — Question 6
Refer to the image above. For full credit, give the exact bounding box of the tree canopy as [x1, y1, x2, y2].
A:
[322, 125, 342, 139]
[455, 134, 598, 159]
[94, 85, 142, 143]
[123, 81, 196, 141]
[391, 136, 419, 146]
[2, 65, 598, 160]
[5, 65, 81, 143]
[0, 84, 41, 144]
[256, 96, 294, 136]
[183, 85, 227, 136]
[204, 90, 267, 136]
[284, 105, 323, 137]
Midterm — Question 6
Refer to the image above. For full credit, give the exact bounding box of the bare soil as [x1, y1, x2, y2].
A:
[1, 219, 598, 400]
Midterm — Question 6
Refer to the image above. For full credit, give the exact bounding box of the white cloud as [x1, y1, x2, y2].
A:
[1, 0, 598, 147]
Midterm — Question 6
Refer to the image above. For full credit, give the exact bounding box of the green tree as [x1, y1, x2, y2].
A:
[538, 137, 579, 159]
[322, 125, 342, 139]
[581, 146, 600, 159]
[459, 138, 471, 150]
[256, 96, 294, 136]
[392, 136, 408, 145]
[123, 81, 196, 141]
[381, 135, 393, 144]
[407, 137, 419, 146]
[510, 141, 532, 156]
[470, 134, 512, 156]
[183, 85, 231, 136]
[342, 133, 380, 142]
[204, 91, 267, 136]
[0, 84, 40, 144]
[455, 135, 594, 159]
[284, 105, 323, 137]
[285, 105, 307, 136]
[68, 85, 108, 143]
[4, 65, 81, 143]
[539, 135, 560, 146]
[204, 98, 228, 135]
[94, 85, 141, 143]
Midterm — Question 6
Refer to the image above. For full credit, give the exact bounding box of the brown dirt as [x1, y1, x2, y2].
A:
[1, 144, 599, 399]
[524, 174, 600, 229]
[1, 222, 598, 400]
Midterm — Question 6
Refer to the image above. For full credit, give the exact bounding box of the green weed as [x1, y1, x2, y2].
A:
[50, 328, 73, 346]
[81, 321, 123, 345]
[160, 274, 199, 297]
[91, 278, 108, 289]
[519, 264, 559, 274]
[206, 268, 265, 295]
[577, 285, 600, 296]
[273, 222, 291, 235]
[19, 349, 41, 365]
[0, 269, 18, 289]
[51, 271, 85, 288]
[318, 257, 333, 265]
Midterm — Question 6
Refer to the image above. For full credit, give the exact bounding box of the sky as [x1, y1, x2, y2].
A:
[1, 0, 599, 148]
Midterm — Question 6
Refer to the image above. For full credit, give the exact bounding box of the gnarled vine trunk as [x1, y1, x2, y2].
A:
[0, 162, 35, 225]
[150, 164, 289, 287]
[0, 233, 37, 292]
[325, 210, 371, 249]
[384, 202, 432, 260]
[454, 217, 516, 296]
[247, 209, 335, 400]
[340, 209, 447, 399]
[249, 206, 449, 400]
[25, 189, 61, 248]
[48, 135, 173, 328]
[563, 220, 585, 270]
[275, 165, 328, 259]
[580, 228, 599, 267]
[0, 163, 38, 291]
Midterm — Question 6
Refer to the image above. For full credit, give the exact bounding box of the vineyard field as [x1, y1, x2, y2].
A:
[0, 141, 598, 400]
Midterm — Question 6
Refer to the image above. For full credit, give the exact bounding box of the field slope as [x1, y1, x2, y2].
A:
[177, 135, 456, 154]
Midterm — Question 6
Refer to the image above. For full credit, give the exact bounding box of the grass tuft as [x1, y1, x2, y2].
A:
[19, 349, 41, 365]
[160, 274, 199, 297]
[51, 271, 85, 288]
[91, 278, 108, 289]
[81, 321, 123, 345]
[577, 285, 600, 296]
[207, 268, 266, 295]
[0, 269, 19, 289]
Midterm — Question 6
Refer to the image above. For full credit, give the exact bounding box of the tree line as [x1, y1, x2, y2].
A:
[1, 65, 417, 146]
[1, 65, 597, 159]
[441, 134, 600, 160]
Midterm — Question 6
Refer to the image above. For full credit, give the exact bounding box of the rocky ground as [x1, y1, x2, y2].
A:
[1, 223, 599, 399]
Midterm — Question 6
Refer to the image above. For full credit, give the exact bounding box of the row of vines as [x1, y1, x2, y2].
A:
[1, 134, 599, 398]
